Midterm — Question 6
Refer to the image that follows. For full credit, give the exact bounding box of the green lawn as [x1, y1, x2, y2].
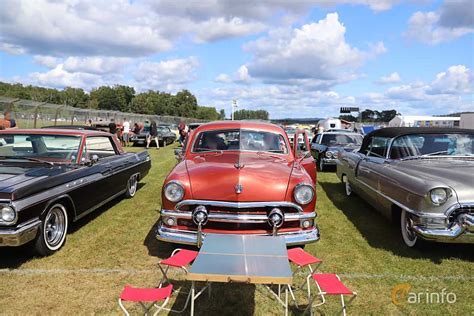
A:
[0, 144, 473, 315]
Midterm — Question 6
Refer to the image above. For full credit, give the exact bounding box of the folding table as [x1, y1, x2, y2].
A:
[187, 234, 293, 315]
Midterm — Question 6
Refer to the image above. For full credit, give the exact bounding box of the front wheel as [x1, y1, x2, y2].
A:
[34, 203, 68, 256]
[318, 159, 324, 172]
[125, 174, 139, 198]
[343, 175, 353, 197]
[400, 209, 423, 248]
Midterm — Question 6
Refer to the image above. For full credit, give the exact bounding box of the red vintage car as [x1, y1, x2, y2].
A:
[156, 121, 319, 246]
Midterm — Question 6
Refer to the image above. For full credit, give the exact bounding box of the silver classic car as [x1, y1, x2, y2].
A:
[336, 127, 474, 248]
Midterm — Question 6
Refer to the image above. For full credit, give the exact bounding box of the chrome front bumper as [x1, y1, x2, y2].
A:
[322, 158, 337, 165]
[156, 223, 320, 246]
[0, 218, 41, 247]
[413, 213, 474, 243]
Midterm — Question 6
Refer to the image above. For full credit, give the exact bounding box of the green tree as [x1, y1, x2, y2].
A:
[61, 87, 89, 108]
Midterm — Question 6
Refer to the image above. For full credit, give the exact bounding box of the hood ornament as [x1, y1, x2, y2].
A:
[234, 161, 245, 169]
[235, 184, 243, 194]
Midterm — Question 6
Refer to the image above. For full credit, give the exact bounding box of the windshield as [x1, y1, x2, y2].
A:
[321, 134, 363, 146]
[284, 128, 296, 135]
[193, 129, 289, 154]
[390, 133, 474, 159]
[0, 134, 82, 162]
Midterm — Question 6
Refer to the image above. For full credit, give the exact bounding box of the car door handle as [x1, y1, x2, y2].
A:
[102, 166, 113, 176]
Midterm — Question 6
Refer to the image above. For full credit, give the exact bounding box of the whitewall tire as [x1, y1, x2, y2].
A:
[34, 203, 68, 256]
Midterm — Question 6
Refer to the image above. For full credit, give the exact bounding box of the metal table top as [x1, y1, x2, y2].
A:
[187, 234, 293, 284]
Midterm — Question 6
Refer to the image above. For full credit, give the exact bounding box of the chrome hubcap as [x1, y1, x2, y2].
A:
[345, 179, 352, 195]
[405, 216, 416, 241]
[128, 175, 138, 196]
[45, 207, 66, 247]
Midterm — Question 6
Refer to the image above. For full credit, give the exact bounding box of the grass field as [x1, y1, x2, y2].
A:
[1, 144, 473, 315]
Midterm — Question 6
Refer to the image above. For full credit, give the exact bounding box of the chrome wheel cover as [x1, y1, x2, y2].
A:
[401, 210, 417, 247]
[45, 206, 66, 248]
[128, 175, 138, 196]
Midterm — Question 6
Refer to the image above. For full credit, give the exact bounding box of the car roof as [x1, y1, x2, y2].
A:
[195, 121, 285, 134]
[0, 128, 112, 137]
[366, 127, 474, 138]
[320, 131, 362, 135]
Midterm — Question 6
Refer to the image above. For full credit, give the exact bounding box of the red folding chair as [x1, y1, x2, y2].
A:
[118, 284, 173, 316]
[158, 248, 198, 287]
[305, 273, 357, 316]
[157, 248, 199, 313]
[286, 247, 322, 307]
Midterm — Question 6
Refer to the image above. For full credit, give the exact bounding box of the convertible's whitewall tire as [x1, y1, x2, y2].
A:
[125, 174, 139, 198]
[34, 203, 68, 256]
[318, 159, 324, 172]
[400, 209, 419, 248]
[343, 176, 353, 197]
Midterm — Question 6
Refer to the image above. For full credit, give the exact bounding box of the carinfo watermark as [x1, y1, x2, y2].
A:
[391, 283, 457, 305]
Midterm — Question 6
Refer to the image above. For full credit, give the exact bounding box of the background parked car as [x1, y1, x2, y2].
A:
[311, 131, 363, 171]
[336, 127, 474, 248]
[130, 125, 177, 146]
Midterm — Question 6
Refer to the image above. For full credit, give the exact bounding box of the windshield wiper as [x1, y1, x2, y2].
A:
[421, 151, 450, 157]
[0, 156, 54, 166]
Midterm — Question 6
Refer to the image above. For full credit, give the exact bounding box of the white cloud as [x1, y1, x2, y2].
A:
[62, 57, 132, 75]
[428, 65, 473, 95]
[0, 0, 172, 57]
[28, 65, 104, 90]
[405, 1, 474, 45]
[193, 17, 266, 43]
[376, 72, 402, 84]
[237, 65, 251, 82]
[33, 55, 62, 68]
[243, 13, 385, 88]
[133, 57, 200, 91]
[215, 74, 232, 83]
[201, 64, 474, 118]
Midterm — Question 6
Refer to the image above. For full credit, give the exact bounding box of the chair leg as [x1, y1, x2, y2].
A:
[340, 294, 346, 316]
[118, 298, 130, 316]
[157, 264, 170, 287]
[153, 297, 170, 316]
[190, 281, 196, 316]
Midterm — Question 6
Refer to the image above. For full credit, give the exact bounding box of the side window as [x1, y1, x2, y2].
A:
[312, 134, 321, 144]
[367, 137, 389, 158]
[86, 136, 116, 158]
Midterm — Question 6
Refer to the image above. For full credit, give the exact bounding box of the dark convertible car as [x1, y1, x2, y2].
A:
[0, 129, 150, 255]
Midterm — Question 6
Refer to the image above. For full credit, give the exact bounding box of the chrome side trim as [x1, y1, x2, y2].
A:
[175, 200, 303, 213]
[161, 209, 315, 223]
[155, 224, 320, 246]
[355, 178, 447, 219]
[0, 218, 41, 247]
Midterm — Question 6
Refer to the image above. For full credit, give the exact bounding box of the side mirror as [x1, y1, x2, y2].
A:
[90, 154, 99, 165]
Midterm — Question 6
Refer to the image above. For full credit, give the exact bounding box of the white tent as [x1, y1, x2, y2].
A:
[389, 115, 460, 128]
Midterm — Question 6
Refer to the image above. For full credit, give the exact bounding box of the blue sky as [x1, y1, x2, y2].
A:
[0, 0, 473, 119]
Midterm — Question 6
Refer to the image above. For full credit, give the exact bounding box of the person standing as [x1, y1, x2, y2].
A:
[4, 111, 16, 129]
[146, 120, 159, 149]
[122, 118, 130, 147]
[109, 118, 117, 134]
[178, 121, 187, 146]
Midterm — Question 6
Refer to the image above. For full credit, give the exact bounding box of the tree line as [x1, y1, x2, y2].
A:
[0, 82, 225, 120]
[233, 109, 269, 120]
[339, 109, 399, 122]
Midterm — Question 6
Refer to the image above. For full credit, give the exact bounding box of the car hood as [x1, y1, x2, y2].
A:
[0, 164, 63, 194]
[391, 159, 474, 202]
[185, 152, 293, 202]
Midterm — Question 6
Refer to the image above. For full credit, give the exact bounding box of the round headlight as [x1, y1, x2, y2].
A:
[164, 181, 185, 203]
[1, 206, 16, 223]
[430, 188, 450, 205]
[294, 184, 315, 205]
[325, 151, 333, 158]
